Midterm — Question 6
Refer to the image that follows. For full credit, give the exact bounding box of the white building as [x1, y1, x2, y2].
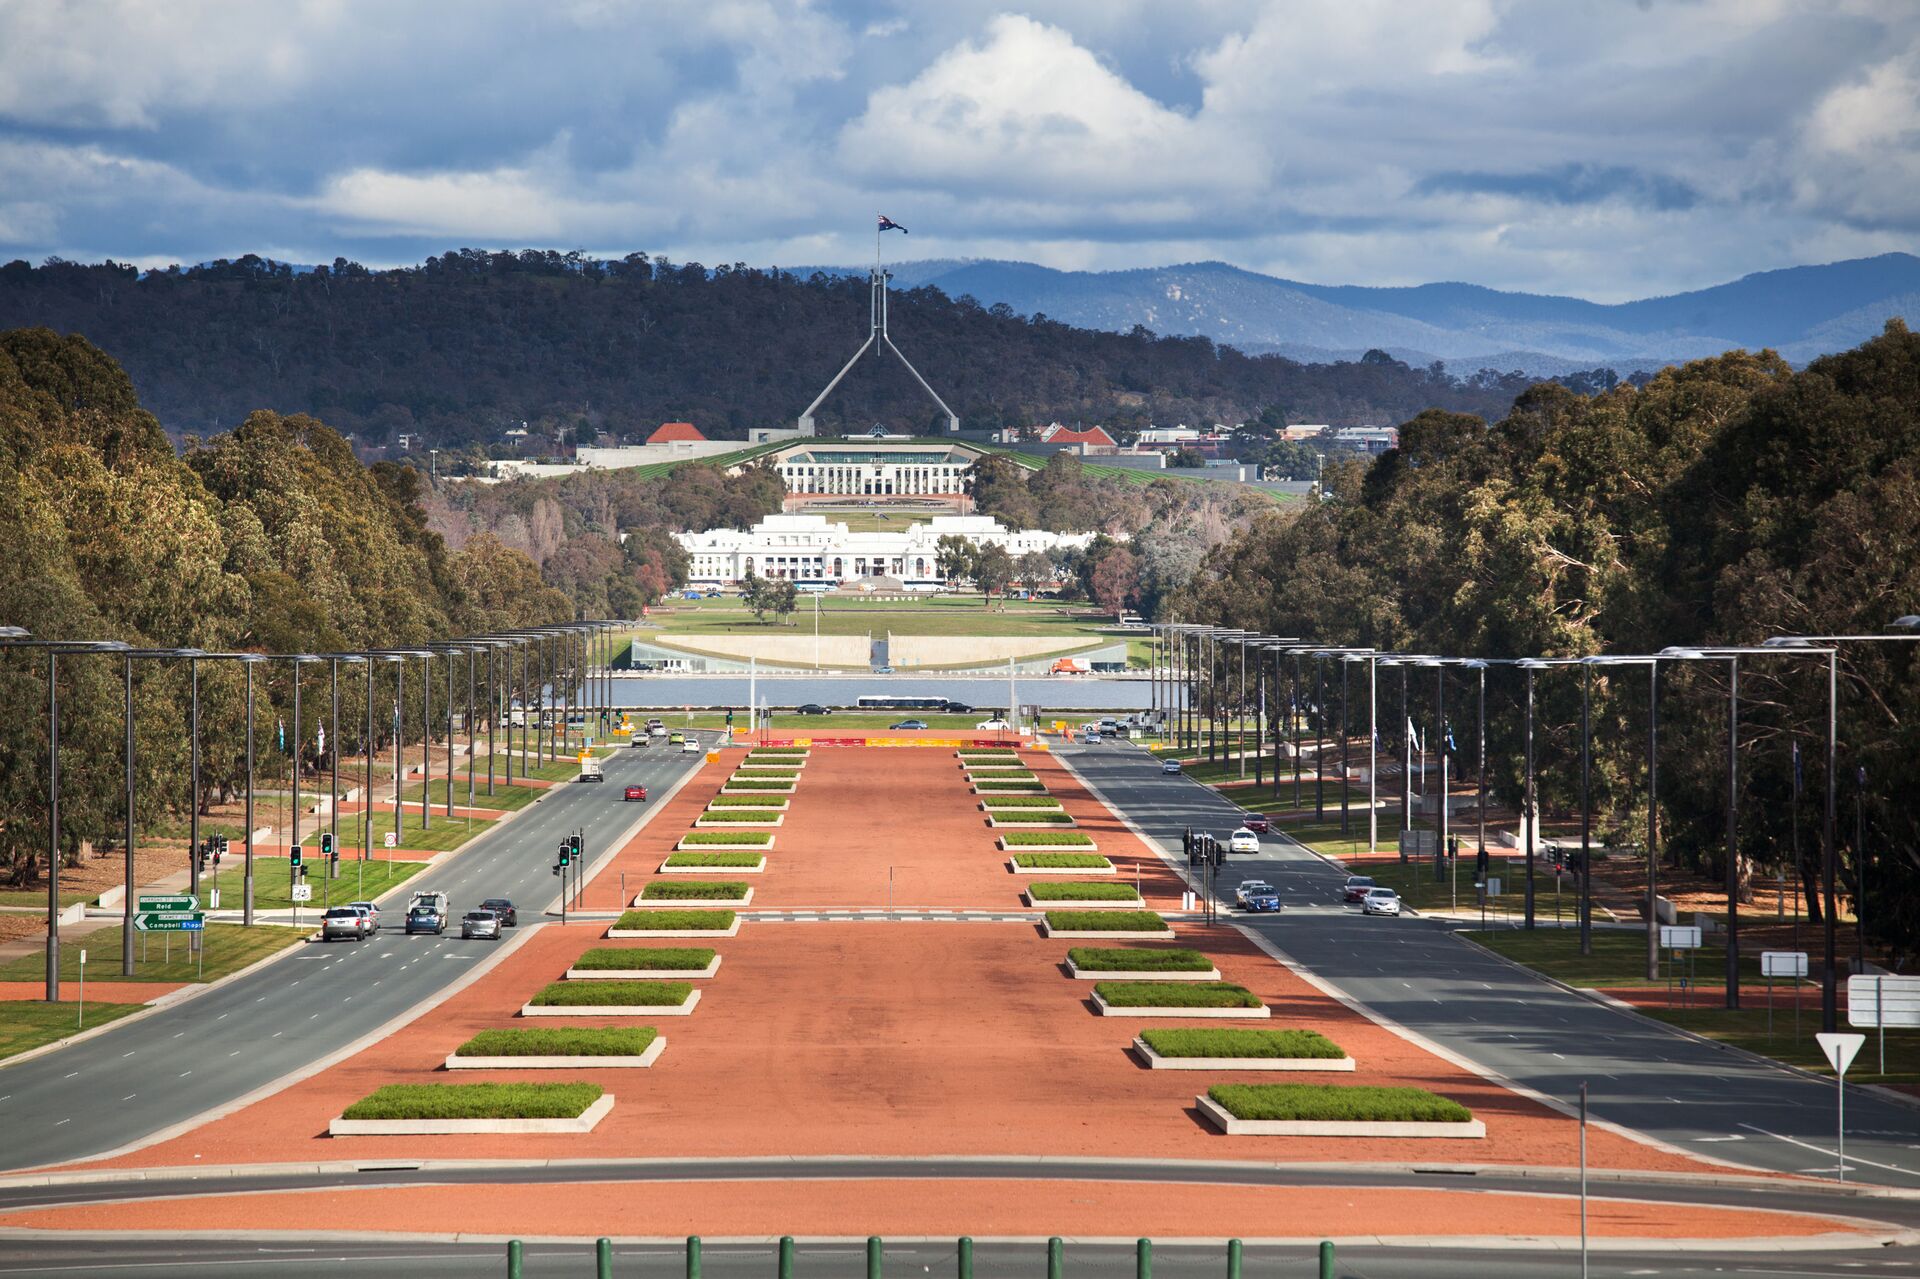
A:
[677, 514, 1096, 592]
[768, 442, 976, 497]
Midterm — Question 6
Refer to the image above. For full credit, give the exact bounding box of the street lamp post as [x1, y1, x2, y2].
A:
[116, 648, 206, 975]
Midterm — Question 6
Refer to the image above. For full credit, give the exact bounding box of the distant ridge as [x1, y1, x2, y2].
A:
[794, 253, 1920, 373]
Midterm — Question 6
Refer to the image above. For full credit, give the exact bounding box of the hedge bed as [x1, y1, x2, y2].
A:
[722, 780, 798, 792]
[1209, 1084, 1471, 1123]
[678, 831, 774, 847]
[1026, 881, 1139, 901]
[747, 749, 809, 759]
[696, 809, 784, 823]
[608, 909, 738, 937]
[1095, 981, 1263, 1009]
[1068, 947, 1214, 973]
[965, 768, 1036, 779]
[978, 796, 1067, 809]
[571, 947, 716, 971]
[529, 980, 693, 1007]
[1011, 853, 1112, 869]
[708, 794, 790, 808]
[641, 880, 753, 900]
[342, 1082, 603, 1121]
[1144, 1029, 1344, 1059]
[973, 780, 1048, 793]
[733, 768, 801, 778]
[988, 813, 1076, 826]
[662, 852, 765, 870]
[455, 1027, 657, 1057]
[1002, 832, 1096, 848]
[958, 750, 1019, 759]
[1042, 910, 1172, 938]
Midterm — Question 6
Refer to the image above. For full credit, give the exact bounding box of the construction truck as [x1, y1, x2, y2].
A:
[578, 756, 604, 783]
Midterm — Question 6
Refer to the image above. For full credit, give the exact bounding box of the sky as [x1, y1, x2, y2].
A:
[0, 0, 1915, 302]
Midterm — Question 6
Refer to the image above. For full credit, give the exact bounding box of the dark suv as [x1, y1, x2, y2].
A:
[480, 897, 518, 927]
[404, 904, 446, 935]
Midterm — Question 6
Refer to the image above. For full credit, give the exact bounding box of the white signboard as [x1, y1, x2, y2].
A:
[1762, 951, 1809, 978]
[1817, 1031, 1865, 1076]
[1848, 974, 1920, 1029]
[290, 883, 313, 903]
[383, 832, 397, 849]
[1482, 877, 1502, 897]
[1659, 925, 1703, 950]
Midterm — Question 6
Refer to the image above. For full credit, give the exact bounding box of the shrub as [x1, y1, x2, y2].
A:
[968, 769, 1036, 780]
[1067, 947, 1213, 972]
[993, 812, 1074, 824]
[724, 780, 796, 790]
[573, 947, 716, 970]
[979, 796, 1066, 808]
[698, 809, 782, 822]
[530, 979, 692, 1006]
[1095, 981, 1262, 1008]
[1207, 1084, 1472, 1124]
[734, 768, 800, 778]
[1002, 832, 1096, 847]
[959, 749, 1018, 758]
[641, 880, 751, 899]
[1027, 881, 1139, 901]
[1012, 853, 1111, 868]
[612, 909, 736, 930]
[342, 1083, 603, 1120]
[664, 852, 765, 867]
[749, 749, 808, 758]
[1141, 1029, 1345, 1059]
[455, 1027, 657, 1057]
[975, 780, 1046, 792]
[678, 831, 774, 846]
[1045, 910, 1167, 931]
[708, 794, 787, 807]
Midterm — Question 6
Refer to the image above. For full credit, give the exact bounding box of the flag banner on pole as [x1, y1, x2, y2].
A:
[877, 214, 908, 233]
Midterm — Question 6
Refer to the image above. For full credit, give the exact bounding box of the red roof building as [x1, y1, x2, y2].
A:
[647, 421, 706, 444]
[1041, 424, 1117, 448]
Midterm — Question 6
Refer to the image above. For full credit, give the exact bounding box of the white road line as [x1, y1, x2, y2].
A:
[1737, 1122, 1920, 1177]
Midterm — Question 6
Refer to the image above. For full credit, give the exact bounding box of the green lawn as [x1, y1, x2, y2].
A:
[300, 809, 496, 852]
[0, 888, 92, 908]
[194, 856, 427, 911]
[0, 1001, 146, 1060]
[1642, 1006, 1920, 1087]
[1359, 859, 1581, 923]
[641, 593, 1109, 640]
[1462, 928, 1770, 989]
[511, 758, 599, 782]
[0, 923, 306, 984]
[401, 778, 543, 811]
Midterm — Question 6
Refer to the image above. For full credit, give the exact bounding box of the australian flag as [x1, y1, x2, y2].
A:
[877, 214, 908, 233]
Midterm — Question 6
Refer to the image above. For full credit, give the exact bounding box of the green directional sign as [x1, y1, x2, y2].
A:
[133, 910, 204, 932]
[139, 894, 195, 912]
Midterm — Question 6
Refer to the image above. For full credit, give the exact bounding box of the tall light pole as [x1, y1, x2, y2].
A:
[117, 648, 206, 976]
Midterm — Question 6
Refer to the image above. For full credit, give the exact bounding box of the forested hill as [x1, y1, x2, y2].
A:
[0, 252, 1548, 449]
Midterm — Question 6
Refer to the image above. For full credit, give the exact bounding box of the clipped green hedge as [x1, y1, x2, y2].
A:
[1003, 831, 1096, 847]
[699, 808, 783, 823]
[994, 812, 1074, 824]
[1027, 881, 1139, 901]
[1096, 981, 1262, 1008]
[708, 794, 788, 807]
[980, 796, 1066, 808]
[733, 768, 800, 778]
[724, 779, 797, 791]
[1012, 852, 1111, 869]
[959, 749, 1018, 758]
[612, 909, 736, 931]
[455, 1027, 657, 1057]
[530, 979, 692, 1007]
[1045, 910, 1167, 931]
[573, 946, 716, 970]
[970, 769, 1036, 779]
[1142, 1028, 1345, 1060]
[975, 780, 1047, 792]
[665, 852, 766, 867]
[1207, 1083, 1472, 1124]
[641, 879, 752, 900]
[342, 1083, 603, 1120]
[679, 831, 774, 846]
[748, 749, 808, 758]
[1067, 946, 1213, 972]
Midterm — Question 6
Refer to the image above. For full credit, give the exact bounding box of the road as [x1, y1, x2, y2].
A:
[1062, 738, 1920, 1191]
[0, 737, 703, 1172]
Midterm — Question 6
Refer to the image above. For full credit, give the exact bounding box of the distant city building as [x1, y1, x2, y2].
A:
[1333, 425, 1398, 454]
[1037, 424, 1117, 450]
[1282, 424, 1330, 441]
[677, 513, 1095, 591]
[764, 440, 984, 499]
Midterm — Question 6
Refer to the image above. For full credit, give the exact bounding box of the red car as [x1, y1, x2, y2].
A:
[1341, 874, 1376, 902]
[1240, 812, 1271, 834]
[624, 785, 647, 802]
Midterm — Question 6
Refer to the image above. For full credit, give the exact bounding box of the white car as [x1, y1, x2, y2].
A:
[681, 736, 702, 754]
[976, 719, 1012, 730]
[1228, 827, 1261, 855]
[1361, 886, 1402, 916]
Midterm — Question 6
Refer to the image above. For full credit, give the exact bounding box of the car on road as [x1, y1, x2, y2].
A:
[891, 719, 929, 730]
[876, 666, 894, 674]
[1228, 827, 1262, 855]
[1361, 886, 1402, 916]
[681, 736, 702, 754]
[624, 784, 648, 802]
[1099, 718, 1119, 732]
[1161, 758, 1181, 774]
[461, 909, 502, 940]
[668, 731, 685, 745]
[1341, 875, 1376, 903]
[321, 906, 367, 942]
[976, 718, 1012, 730]
[944, 702, 974, 715]
[1235, 880, 1281, 912]
[1082, 730, 1101, 744]
[347, 901, 381, 932]
[405, 903, 447, 935]
[796, 703, 830, 715]
[646, 717, 665, 730]
[1239, 812, 1271, 834]
[479, 897, 518, 927]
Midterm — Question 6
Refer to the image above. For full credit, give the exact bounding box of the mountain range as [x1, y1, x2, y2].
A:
[797, 253, 1920, 374]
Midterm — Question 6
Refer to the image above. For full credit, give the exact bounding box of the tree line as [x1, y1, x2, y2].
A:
[1174, 321, 1920, 966]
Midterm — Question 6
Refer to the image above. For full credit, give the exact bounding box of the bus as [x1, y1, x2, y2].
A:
[855, 695, 952, 712]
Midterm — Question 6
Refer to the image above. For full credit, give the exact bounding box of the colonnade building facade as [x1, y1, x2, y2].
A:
[766, 441, 978, 499]
[677, 514, 1095, 593]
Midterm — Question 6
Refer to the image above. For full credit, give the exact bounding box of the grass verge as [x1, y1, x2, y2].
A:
[975, 780, 1047, 792]
[675, 832, 773, 848]
[401, 778, 543, 811]
[298, 808, 496, 853]
[1012, 853, 1111, 869]
[573, 947, 716, 971]
[1096, 981, 1262, 1008]
[1461, 928, 1763, 988]
[1067, 947, 1213, 972]
[1207, 1083, 1471, 1123]
[197, 858, 427, 911]
[1142, 1028, 1345, 1059]
[0, 1002, 145, 1060]
[455, 1027, 657, 1057]
[1028, 881, 1139, 901]
[530, 980, 692, 1007]
[0, 923, 306, 984]
[612, 910, 736, 931]
[664, 852, 766, 868]
[708, 794, 789, 807]
[641, 880, 752, 900]
[1046, 910, 1167, 932]
[1002, 832, 1096, 847]
[722, 780, 796, 792]
[341, 1082, 602, 1120]
[993, 812, 1075, 824]
[698, 809, 782, 823]
[979, 796, 1066, 809]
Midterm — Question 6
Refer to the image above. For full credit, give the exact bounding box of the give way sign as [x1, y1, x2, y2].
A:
[1816, 1032, 1865, 1076]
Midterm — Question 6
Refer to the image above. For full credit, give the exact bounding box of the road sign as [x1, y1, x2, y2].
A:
[1483, 877, 1502, 897]
[1848, 974, 1920, 1028]
[290, 883, 313, 903]
[1659, 925, 1703, 949]
[383, 832, 396, 849]
[138, 894, 194, 912]
[133, 911, 204, 932]
[1762, 950, 1809, 978]
[1817, 1032, 1864, 1076]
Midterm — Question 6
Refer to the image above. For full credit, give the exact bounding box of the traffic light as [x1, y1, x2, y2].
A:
[557, 839, 571, 867]
[289, 843, 303, 872]
[214, 834, 228, 865]
[726, 708, 734, 728]
[569, 831, 583, 863]
[321, 832, 338, 875]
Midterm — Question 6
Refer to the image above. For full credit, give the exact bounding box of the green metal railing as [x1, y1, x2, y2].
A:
[505, 1235, 1337, 1276]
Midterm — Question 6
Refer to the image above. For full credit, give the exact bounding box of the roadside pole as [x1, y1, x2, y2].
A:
[76, 949, 85, 1029]
[1817, 1032, 1865, 1183]
[1579, 1080, 1589, 1279]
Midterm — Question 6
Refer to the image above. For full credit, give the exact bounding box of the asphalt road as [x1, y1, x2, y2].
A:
[0, 737, 704, 1172]
[1061, 738, 1920, 1191]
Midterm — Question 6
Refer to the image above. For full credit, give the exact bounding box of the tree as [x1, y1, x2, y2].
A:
[935, 534, 976, 587]
[1168, 447, 1207, 469]
[1016, 550, 1053, 594]
[769, 579, 799, 626]
[972, 543, 1015, 606]
[1090, 546, 1141, 617]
